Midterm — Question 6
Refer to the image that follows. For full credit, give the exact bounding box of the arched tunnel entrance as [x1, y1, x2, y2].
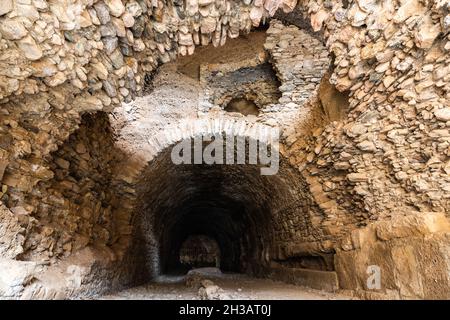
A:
[127, 133, 329, 285]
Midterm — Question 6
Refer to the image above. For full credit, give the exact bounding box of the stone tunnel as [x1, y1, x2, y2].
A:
[0, 0, 450, 300]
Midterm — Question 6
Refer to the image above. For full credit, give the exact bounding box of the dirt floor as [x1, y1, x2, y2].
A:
[99, 269, 354, 300]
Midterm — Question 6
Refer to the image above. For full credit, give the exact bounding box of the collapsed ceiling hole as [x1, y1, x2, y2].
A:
[207, 63, 282, 112]
[225, 97, 260, 116]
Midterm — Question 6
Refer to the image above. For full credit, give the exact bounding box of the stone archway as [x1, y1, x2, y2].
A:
[179, 235, 221, 270]
[116, 116, 338, 290]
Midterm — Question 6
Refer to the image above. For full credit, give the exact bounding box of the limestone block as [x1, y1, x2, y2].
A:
[250, 6, 264, 26]
[264, 0, 283, 16]
[186, 0, 199, 16]
[281, 0, 297, 13]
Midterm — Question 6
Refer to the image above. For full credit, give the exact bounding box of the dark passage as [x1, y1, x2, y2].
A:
[179, 235, 221, 270]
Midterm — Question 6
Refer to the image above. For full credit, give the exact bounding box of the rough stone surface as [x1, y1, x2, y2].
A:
[0, 0, 449, 300]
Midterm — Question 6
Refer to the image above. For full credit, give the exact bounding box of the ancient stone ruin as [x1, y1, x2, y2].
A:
[0, 0, 449, 300]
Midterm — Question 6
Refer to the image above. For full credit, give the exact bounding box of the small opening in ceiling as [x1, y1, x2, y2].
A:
[224, 97, 260, 116]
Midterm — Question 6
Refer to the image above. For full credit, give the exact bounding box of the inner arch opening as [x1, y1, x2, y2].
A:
[225, 97, 260, 116]
[179, 235, 221, 271]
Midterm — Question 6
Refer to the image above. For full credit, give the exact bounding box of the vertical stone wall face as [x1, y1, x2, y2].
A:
[0, 0, 449, 299]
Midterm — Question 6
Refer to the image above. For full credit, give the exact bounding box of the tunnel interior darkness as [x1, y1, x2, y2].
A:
[225, 97, 260, 116]
[127, 136, 326, 283]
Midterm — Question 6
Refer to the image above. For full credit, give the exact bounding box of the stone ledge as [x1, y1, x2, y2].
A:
[375, 212, 450, 241]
